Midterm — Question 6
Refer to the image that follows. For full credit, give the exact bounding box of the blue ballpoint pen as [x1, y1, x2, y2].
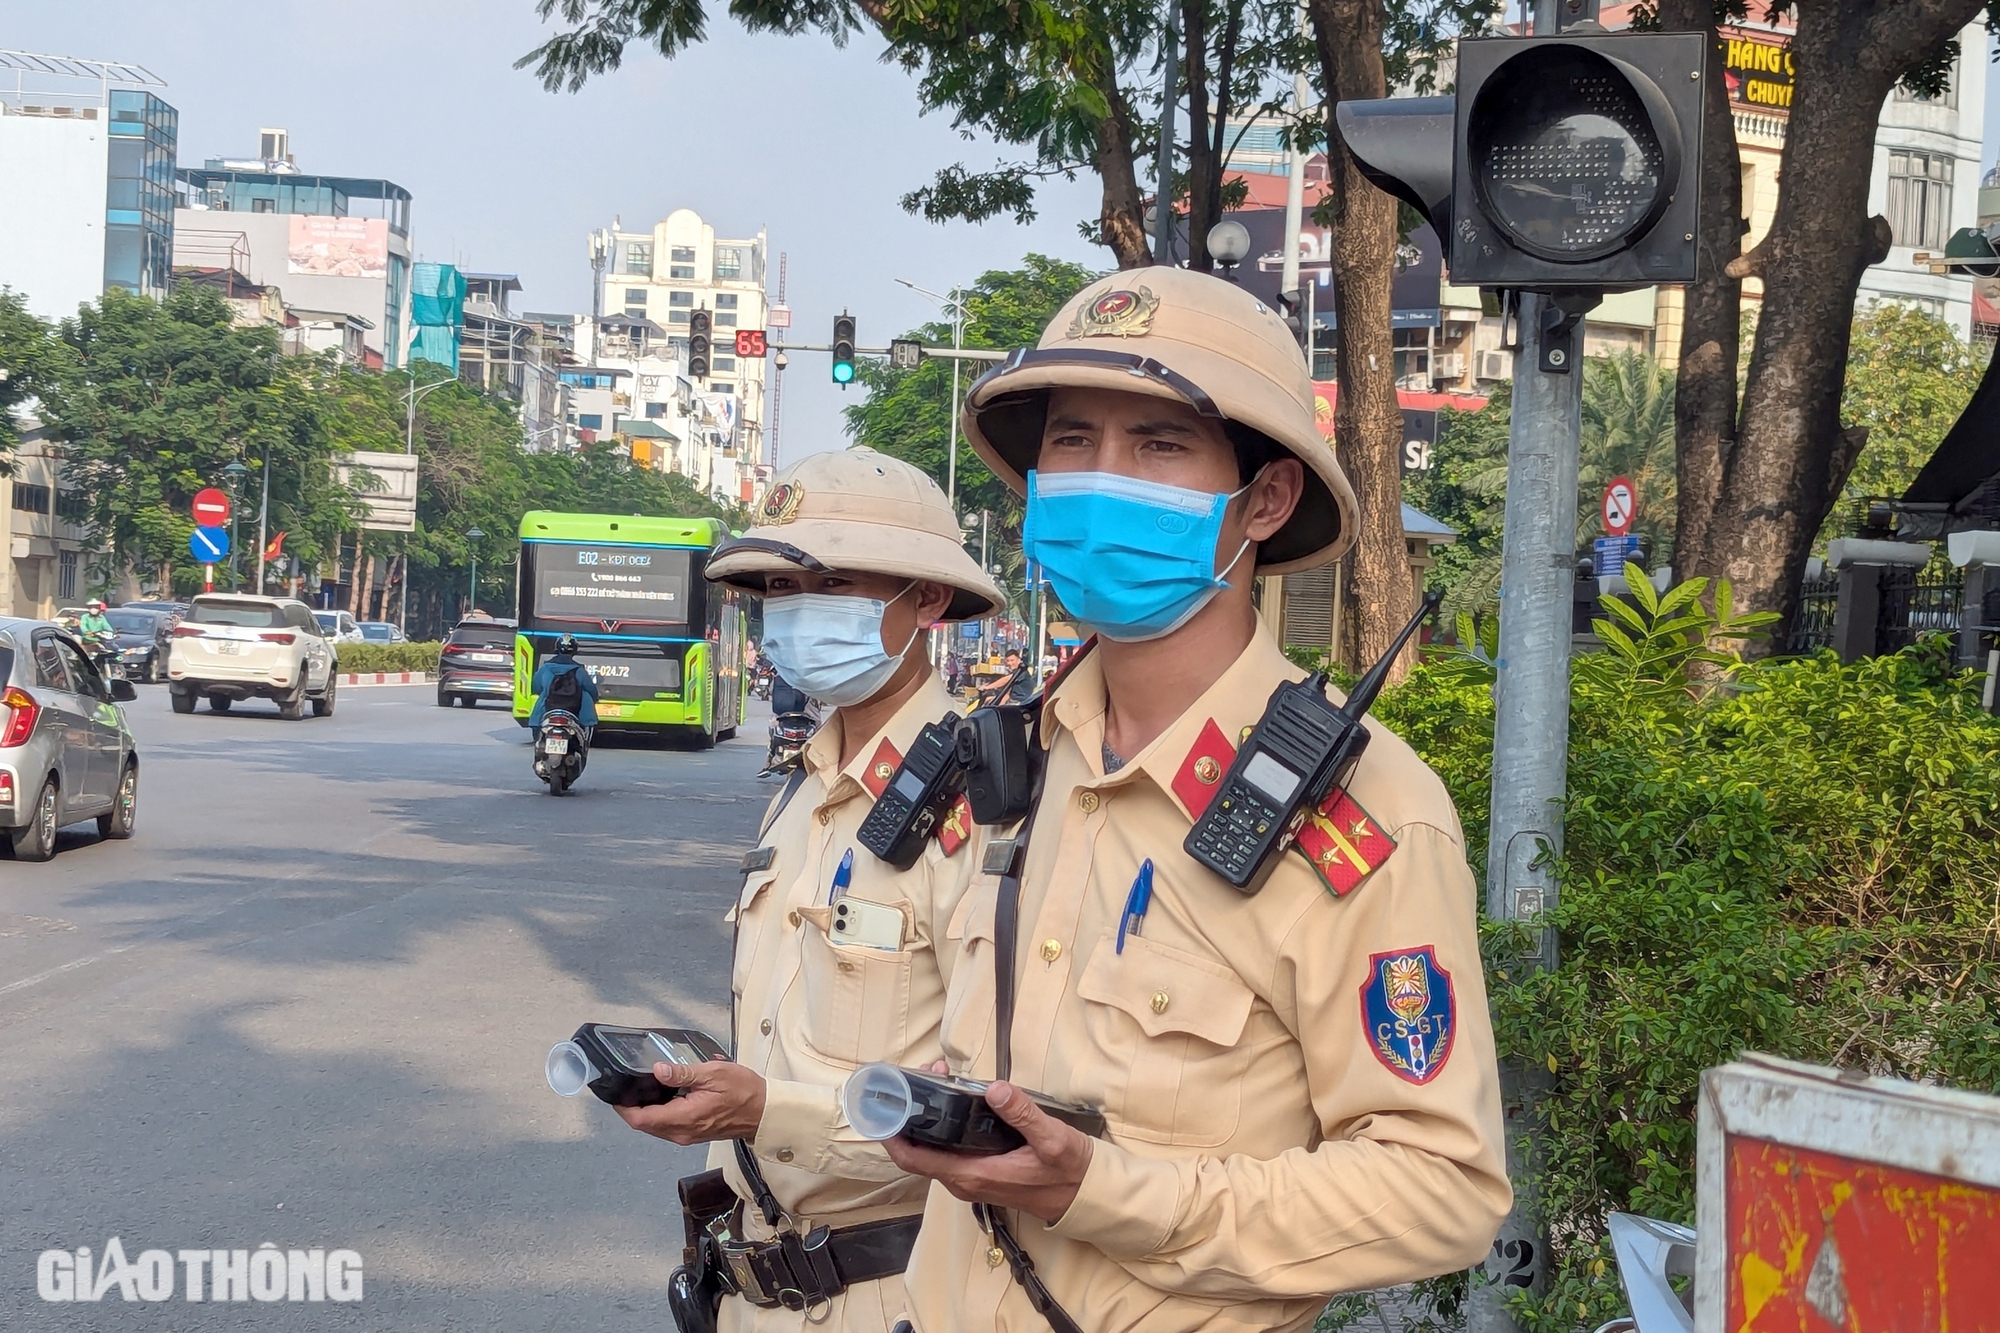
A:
[829, 848, 854, 904]
[1116, 859, 1154, 955]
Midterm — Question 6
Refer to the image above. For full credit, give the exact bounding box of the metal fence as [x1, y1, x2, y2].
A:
[1785, 577, 1840, 655]
[1875, 565, 1965, 656]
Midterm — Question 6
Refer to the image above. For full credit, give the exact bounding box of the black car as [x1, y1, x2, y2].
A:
[437, 619, 519, 708]
[104, 606, 176, 683]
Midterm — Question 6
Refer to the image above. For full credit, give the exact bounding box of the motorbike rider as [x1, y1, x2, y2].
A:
[77, 600, 117, 674]
[529, 634, 600, 741]
[612, 447, 1003, 1333]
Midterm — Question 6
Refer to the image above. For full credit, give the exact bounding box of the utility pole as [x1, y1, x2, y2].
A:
[1468, 7, 1599, 1330]
[1154, 0, 1179, 264]
[947, 286, 963, 502]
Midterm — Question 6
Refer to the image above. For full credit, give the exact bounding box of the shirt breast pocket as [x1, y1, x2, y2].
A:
[1074, 933, 1256, 1147]
[794, 902, 915, 1068]
[938, 882, 997, 1074]
[729, 869, 781, 1002]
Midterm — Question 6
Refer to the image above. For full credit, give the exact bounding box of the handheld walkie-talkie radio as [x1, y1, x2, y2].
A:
[1184, 591, 1441, 893]
[856, 713, 966, 869]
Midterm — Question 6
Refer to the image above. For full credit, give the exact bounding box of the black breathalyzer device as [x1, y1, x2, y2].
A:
[1184, 591, 1441, 893]
[546, 1023, 730, 1107]
[842, 1064, 1106, 1154]
[856, 713, 966, 868]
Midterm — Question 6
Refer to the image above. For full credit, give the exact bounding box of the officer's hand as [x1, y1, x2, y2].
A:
[880, 1080, 1093, 1225]
[614, 1061, 767, 1146]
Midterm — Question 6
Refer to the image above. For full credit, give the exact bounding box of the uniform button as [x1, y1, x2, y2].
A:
[1078, 791, 1099, 814]
[1151, 991, 1171, 1014]
[818, 811, 831, 826]
[776, 1148, 794, 1163]
[987, 1246, 1006, 1269]
[787, 909, 801, 927]
[759, 1018, 773, 1035]
[1038, 939, 1063, 963]
[838, 959, 857, 974]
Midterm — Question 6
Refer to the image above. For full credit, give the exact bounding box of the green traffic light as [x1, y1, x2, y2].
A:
[833, 361, 856, 384]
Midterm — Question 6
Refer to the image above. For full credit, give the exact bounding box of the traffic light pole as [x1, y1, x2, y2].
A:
[1467, 290, 1594, 1332]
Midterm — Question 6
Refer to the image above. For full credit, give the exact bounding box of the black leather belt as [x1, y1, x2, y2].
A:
[710, 1212, 923, 1311]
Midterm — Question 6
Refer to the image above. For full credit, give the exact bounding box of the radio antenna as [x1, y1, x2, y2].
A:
[1343, 589, 1443, 719]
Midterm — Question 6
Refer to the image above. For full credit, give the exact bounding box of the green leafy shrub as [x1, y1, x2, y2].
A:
[1329, 570, 2000, 1331]
[334, 641, 442, 674]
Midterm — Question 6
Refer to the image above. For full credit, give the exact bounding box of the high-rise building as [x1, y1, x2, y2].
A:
[173, 129, 414, 367]
[0, 50, 178, 319]
[589, 208, 770, 501]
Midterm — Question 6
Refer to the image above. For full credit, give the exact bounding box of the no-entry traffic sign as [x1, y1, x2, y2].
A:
[190, 525, 230, 563]
[192, 487, 231, 527]
[1602, 476, 1637, 536]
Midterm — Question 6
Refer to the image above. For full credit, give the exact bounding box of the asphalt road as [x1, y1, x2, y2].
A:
[1, 683, 775, 1328]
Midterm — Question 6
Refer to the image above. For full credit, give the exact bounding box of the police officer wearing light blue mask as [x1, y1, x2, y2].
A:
[888, 268, 1508, 1333]
[620, 447, 1007, 1333]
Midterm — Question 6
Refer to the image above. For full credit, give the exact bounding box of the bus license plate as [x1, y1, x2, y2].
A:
[599, 704, 623, 717]
[545, 739, 568, 755]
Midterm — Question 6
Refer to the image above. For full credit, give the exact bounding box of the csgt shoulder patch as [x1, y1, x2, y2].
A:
[1361, 945, 1455, 1084]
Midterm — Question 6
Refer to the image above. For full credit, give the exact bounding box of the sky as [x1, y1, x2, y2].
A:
[0, 0, 1109, 462]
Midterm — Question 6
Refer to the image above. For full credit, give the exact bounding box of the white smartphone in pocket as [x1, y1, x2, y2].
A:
[830, 897, 905, 950]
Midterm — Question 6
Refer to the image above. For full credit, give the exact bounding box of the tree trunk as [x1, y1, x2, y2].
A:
[1183, 0, 1214, 271]
[1698, 0, 1979, 645]
[1309, 0, 1411, 677]
[1091, 65, 1154, 269]
[1184, 0, 1245, 273]
[1657, 0, 1744, 579]
[349, 535, 370, 616]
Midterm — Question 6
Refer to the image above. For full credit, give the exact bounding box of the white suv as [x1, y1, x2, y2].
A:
[167, 595, 338, 720]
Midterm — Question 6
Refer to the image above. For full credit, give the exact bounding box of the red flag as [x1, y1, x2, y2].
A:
[262, 530, 287, 563]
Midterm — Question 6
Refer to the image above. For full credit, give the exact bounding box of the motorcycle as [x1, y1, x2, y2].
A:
[80, 630, 126, 684]
[535, 710, 590, 795]
[751, 660, 776, 701]
[761, 711, 817, 778]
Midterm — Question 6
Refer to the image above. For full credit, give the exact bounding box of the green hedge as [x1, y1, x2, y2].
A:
[1322, 574, 2000, 1332]
[334, 641, 443, 674]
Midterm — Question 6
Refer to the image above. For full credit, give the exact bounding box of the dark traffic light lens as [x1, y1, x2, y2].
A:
[1467, 45, 1680, 262]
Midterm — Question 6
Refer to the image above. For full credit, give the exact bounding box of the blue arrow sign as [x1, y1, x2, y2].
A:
[190, 525, 230, 562]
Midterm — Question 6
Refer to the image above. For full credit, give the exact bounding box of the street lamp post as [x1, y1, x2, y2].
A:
[896, 278, 967, 502]
[465, 527, 485, 619]
[223, 461, 249, 592]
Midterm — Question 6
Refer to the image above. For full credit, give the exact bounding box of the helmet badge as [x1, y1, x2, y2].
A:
[757, 481, 806, 525]
[1066, 286, 1160, 339]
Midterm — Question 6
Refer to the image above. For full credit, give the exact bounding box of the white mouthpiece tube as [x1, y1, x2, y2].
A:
[547, 1041, 599, 1098]
[843, 1063, 918, 1140]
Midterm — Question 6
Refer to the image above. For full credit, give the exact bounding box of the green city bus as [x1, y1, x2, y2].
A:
[512, 512, 749, 746]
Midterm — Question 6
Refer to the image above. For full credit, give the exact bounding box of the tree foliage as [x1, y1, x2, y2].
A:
[1339, 583, 2000, 1332]
[1835, 301, 1986, 516]
[38, 287, 361, 594]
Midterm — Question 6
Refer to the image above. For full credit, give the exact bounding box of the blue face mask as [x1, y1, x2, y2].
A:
[1022, 470, 1255, 642]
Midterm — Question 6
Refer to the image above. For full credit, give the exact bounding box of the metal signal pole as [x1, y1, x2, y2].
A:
[1154, 0, 1179, 264]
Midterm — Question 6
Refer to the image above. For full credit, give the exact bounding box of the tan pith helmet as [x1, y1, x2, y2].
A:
[961, 267, 1359, 573]
[706, 447, 1004, 621]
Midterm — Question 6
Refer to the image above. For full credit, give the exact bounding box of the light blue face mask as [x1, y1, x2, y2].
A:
[1022, 470, 1255, 642]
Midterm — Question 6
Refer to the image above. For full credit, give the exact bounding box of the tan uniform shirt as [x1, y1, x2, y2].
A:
[715, 672, 983, 1332]
[905, 629, 1510, 1333]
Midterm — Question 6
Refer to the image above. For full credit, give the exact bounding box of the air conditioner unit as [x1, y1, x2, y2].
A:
[1474, 349, 1513, 381]
[1432, 353, 1465, 381]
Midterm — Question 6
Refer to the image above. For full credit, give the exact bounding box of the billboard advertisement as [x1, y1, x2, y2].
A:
[287, 216, 389, 280]
[334, 451, 419, 532]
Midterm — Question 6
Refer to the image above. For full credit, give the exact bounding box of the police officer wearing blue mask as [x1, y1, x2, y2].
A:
[617, 447, 1006, 1333]
[885, 268, 1508, 1333]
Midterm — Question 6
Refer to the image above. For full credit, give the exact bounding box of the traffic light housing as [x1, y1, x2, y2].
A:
[1338, 32, 1706, 290]
[688, 309, 712, 379]
[832, 314, 857, 385]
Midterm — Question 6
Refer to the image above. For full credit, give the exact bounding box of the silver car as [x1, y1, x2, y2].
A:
[0, 617, 141, 862]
